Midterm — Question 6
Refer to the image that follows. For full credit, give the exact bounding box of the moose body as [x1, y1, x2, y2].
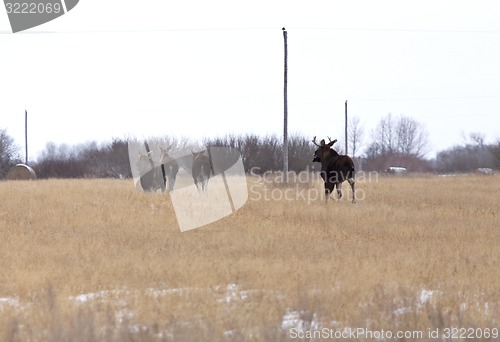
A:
[312, 137, 356, 203]
[192, 151, 211, 192]
[136, 152, 165, 192]
[159, 146, 179, 192]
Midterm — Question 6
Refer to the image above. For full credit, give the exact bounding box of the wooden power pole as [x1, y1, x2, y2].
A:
[345, 100, 348, 155]
[25, 110, 28, 164]
[283, 27, 289, 183]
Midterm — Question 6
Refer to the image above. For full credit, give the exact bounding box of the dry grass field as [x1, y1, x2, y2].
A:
[1, 173, 500, 341]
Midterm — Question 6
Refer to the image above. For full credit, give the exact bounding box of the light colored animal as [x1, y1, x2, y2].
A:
[192, 150, 211, 192]
[159, 145, 179, 192]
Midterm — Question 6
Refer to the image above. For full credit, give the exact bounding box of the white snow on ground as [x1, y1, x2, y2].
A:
[2, 286, 498, 338]
[0, 296, 22, 308]
[281, 310, 321, 332]
[420, 289, 434, 304]
[71, 290, 116, 303]
[0, 296, 31, 311]
[224, 283, 245, 303]
[69, 289, 135, 324]
[393, 288, 439, 317]
[219, 283, 264, 304]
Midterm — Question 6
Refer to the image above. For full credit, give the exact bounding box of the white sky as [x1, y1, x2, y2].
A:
[1, 0, 500, 161]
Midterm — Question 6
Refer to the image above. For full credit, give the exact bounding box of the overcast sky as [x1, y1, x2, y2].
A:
[1, 0, 499, 161]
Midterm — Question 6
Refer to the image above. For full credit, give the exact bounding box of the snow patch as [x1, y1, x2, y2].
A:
[393, 288, 438, 316]
[419, 289, 434, 305]
[0, 296, 22, 309]
[281, 310, 320, 332]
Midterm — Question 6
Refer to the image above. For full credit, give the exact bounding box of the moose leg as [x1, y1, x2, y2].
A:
[170, 175, 176, 192]
[348, 177, 356, 204]
[324, 182, 334, 203]
[160, 166, 167, 193]
[320, 170, 326, 182]
[166, 176, 172, 192]
[336, 182, 343, 200]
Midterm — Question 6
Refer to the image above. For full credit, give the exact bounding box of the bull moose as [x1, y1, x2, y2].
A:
[312, 136, 356, 203]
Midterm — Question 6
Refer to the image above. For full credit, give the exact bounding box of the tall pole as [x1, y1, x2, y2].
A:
[144, 140, 166, 192]
[282, 27, 288, 183]
[345, 100, 348, 155]
[25, 110, 28, 164]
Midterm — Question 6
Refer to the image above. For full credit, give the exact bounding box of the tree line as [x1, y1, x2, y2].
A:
[1, 115, 499, 179]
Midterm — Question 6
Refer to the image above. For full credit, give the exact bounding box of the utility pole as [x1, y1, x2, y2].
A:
[25, 110, 28, 164]
[345, 100, 348, 155]
[282, 27, 288, 183]
[143, 140, 166, 192]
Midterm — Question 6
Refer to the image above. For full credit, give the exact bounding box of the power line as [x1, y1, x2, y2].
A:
[4, 25, 500, 35]
[293, 26, 500, 34]
[0, 27, 280, 35]
[289, 94, 500, 106]
[353, 94, 500, 102]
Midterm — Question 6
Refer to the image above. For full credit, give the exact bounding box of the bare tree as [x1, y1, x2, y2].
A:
[436, 132, 493, 172]
[372, 113, 397, 155]
[396, 115, 430, 158]
[370, 114, 429, 158]
[460, 131, 486, 148]
[348, 115, 364, 158]
[0, 129, 22, 178]
[491, 140, 500, 169]
[365, 114, 430, 171]
[469, 132, 485, 148]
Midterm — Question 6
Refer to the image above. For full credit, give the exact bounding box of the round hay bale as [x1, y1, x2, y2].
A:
[6, 164, 37, 180]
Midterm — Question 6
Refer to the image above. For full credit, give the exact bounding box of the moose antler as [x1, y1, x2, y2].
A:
[326, 136, 338, 147]
[160, 144, 173, 153]
[139, 151, 153, 157]
[312, 136, 321, 147]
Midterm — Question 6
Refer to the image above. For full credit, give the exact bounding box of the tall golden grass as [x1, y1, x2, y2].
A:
[0, 174, 499, 341]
